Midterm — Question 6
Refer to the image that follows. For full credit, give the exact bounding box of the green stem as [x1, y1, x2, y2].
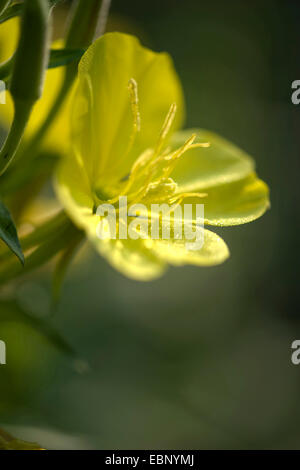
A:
[25, 0, 105, 154]
[0, 99, 34, 176]
[66, 0, 104, 48]
[0, 0, 51, 176]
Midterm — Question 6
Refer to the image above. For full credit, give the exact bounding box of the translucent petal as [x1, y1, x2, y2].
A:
[180, 173, 270, 226]
[72, 32, 185, 187]
[149, 228, 229, 267]
[89, 237, 167, 281]
[171, 128, 255, 192]
[54, 153, 94, 232]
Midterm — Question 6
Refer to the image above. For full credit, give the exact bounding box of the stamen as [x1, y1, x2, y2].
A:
[158, 134, 197, 180]
[128, 78, 141, 133]
[125, 135, 200, 203]
[130, 149, 153, 175]
[159, 137, 210, 180]
[112, 149, 154, 203]
[166, 192, 207, 214]
[189, 142, 210, 148]
[155, 103, 177, 156]
[169, 192, 208, 205]
[105, 79, 141, 179]
[164, 133, 197, 161]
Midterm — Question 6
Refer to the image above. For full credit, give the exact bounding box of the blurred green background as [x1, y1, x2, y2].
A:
[0, 0, 300, 449]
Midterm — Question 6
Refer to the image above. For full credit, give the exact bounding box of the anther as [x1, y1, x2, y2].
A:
[189, 142, 210, 149]
[128, 78, 141, 132]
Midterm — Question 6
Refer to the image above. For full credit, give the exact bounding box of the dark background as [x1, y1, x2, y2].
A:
[0, 0, 299, 449]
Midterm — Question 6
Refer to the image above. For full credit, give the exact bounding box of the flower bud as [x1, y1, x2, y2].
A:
[10, 0, 51, 103]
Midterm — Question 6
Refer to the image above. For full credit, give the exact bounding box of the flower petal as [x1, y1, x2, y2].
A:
[171, 128, 255, 192]
[180, 173, 270, 226]
[55, 153, 94, 231]
[204, 173, 270, 226]
[89, 237, 167, 281]
[72, 32, 185, 186]
[149, 228, 229, 267]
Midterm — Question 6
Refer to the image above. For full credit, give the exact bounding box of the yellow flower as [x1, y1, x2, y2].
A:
[55, 32, 270, 280]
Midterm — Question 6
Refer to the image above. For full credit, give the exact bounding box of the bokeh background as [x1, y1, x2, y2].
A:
[0, 0, 299, 449]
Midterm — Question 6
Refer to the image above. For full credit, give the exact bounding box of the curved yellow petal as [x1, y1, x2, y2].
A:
[171, 128, 255, 192]
[72, 32, 185, 187]
[89, 237, 167, 281]
[55, 153, 94, 231]
[180, 172, 270, 226]
[149, 228, 229, 267]
[204, 173, 270, 226]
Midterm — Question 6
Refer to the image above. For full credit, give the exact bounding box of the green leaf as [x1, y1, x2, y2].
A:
[49, 47, 85, 69]
[0, 201, 24, 265]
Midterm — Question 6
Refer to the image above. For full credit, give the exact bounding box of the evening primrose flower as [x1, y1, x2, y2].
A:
[55, 32, 269, 280]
